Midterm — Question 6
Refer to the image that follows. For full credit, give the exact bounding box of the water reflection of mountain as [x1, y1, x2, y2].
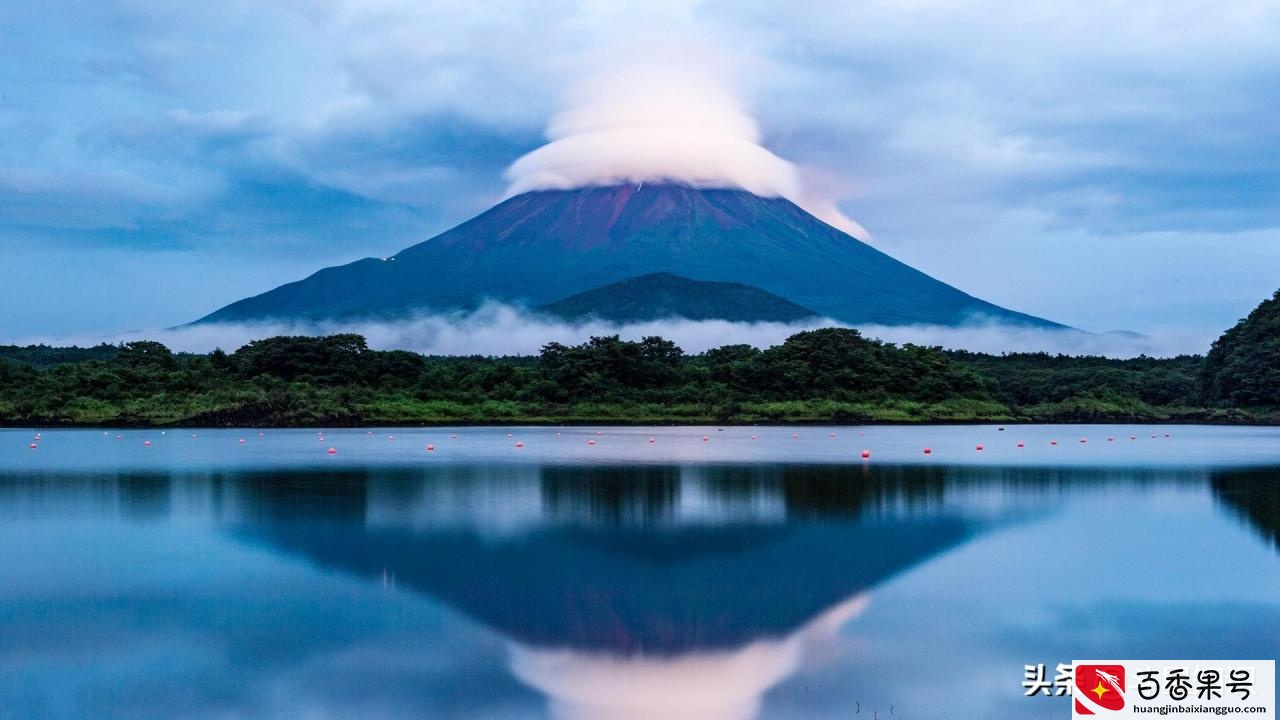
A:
[1211, 468, 1280, 548]
[228, 464, 992, 655]
[5, 462, 1277, 720]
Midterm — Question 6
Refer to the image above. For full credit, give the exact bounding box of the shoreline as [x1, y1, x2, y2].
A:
[4, 414, 1276, 430]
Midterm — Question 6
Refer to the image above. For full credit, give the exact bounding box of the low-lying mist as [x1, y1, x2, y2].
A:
[12, 302, 1211, 359]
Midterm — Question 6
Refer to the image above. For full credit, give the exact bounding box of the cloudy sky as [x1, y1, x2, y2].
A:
[1, 0, 1277, 347]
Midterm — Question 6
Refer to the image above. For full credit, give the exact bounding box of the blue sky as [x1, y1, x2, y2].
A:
[1, 0, 1277, 348]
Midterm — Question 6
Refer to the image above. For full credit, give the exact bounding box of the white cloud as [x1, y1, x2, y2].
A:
[15, 303, 1210, 358]
[503, 42, 872, 240]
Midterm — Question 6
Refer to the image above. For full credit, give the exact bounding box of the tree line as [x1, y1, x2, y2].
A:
[1, 314, 1273, 427]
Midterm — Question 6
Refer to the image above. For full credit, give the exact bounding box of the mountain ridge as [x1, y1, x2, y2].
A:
[538, 272, 819, 323]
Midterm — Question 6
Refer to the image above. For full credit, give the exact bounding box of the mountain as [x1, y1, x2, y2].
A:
[198, 183, 1065, 328]
[538, 272, 818, 323]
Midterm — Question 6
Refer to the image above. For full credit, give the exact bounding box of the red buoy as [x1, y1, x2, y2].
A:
[1017, 442, 1025, 448]
[792, 433, 799, 439]
[239, 438, 246, 444]
[1080, 437, 1087, 443]
[588, 439, 596, 445]
[702, 436, 709, 442]
[327, 447, 337, 455]
[1050, 440, 1058, 446]
[1130, 435, 1136, 440]
[426, 444, 435, 451]
[976, 444, 984, 451]
[923, 447, 932, 454]
[830, 432, 836, 437]
[1108, 437, 1115, 442]
[451, 434, 458, 439]
[28, 442, 36, 449]
[144, 440, 152, 447]
[116, 435, 123, 440]
[648, 438, 655, 444]
[860, 450, 871, 459]
[751, 435, 758, 440]
[515, 441, 524, 448]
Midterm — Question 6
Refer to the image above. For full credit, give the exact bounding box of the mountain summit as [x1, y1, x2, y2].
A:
[198, 183, 1063, 328]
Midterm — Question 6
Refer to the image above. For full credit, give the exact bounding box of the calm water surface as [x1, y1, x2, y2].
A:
[2, 425, 1278, 719]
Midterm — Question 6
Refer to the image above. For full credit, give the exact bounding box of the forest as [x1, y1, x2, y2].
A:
[1, 290, 1275, 427]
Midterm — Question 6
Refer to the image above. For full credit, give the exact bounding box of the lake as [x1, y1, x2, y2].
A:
[2, 425, 1278, 719]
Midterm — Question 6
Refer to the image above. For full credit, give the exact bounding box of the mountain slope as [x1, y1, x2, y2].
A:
[198, 183, 1064, 328]
[1202, 288, 1280, 406]
[538, 272, 818, 323]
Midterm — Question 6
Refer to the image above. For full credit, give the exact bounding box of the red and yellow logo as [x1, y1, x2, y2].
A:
[1075, 664, 1126, 714]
